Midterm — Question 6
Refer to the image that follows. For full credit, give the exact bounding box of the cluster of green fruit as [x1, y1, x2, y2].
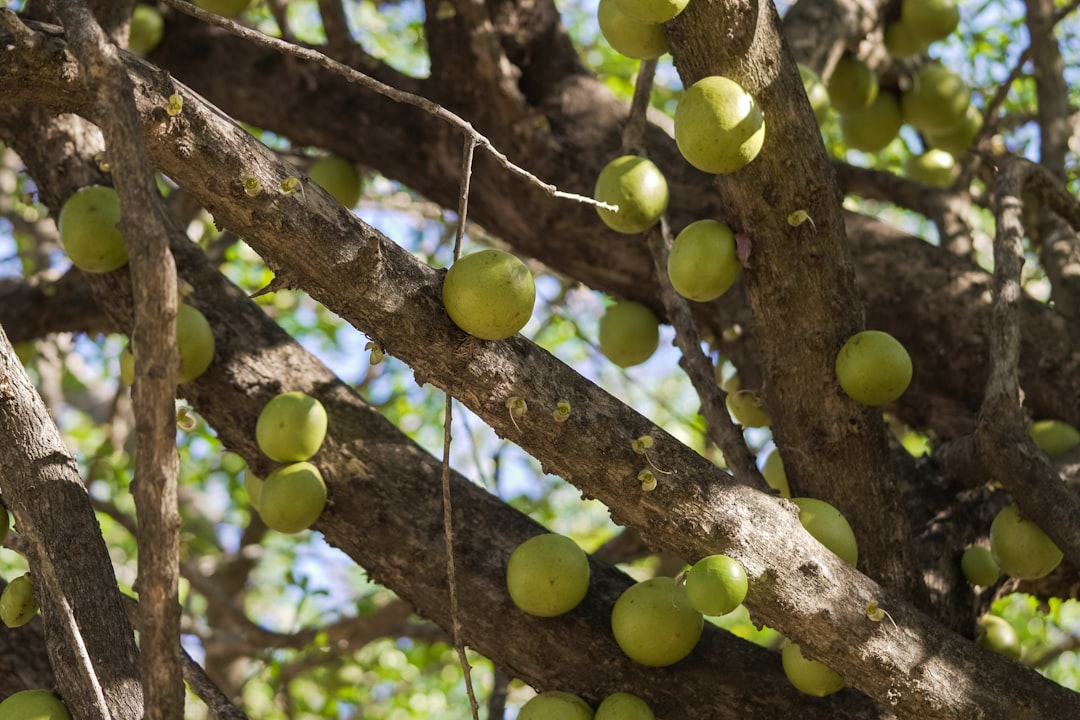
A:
[0, 689, 72, 720]
[246, 392, 330, 534]
[595, 0, 688, 60]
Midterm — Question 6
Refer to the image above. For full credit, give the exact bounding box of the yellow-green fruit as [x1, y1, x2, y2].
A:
[781, 640, 845, 697]
[597, 0, 668, 60]
[119, 345, 135, 385]
[835, 330, 912, 406]
[309, 155, 362, 209]
[614, 0, 689, 24]
[194, 0, 252, 17]
[1, 573, 39, 628]
[129, 5, 164, 54]
[519, 691, 594, 720]
[506, 534, 590, 617]
[442, 249, 536, 341]
[674, 76, 766, 174]
[798, 64, 831, 127]
[667, 220, 739, 302]
[685, 554, 748, 616]
[0, 690, 72, 720]
[1028, 419, 1080, 458]
[902, 65, 971, 134]
[977, 614, 1021, 661]
[611, 576, 703, 667]
[594, 156, 669, 234]
[762, 449, 791, 498]
[58, 186, 128, 274]
[884, 20, 928, 58]
[989, 503, 1063, 580]
[256, 391, 329, 463]
[595, 692, 654, 720]
[827, 56, 878, 113]
[926, 103, 983, 157]
[904, 149, 957, 188]
[840, 92, 902, 153]
[792, 497, 858, 567]
[598, 301, 659, 368]
[244, 472, 264, 511]
[901, 0, 960, 43]
[176, 304, 215, 383]
[961, 546, 1000, 587]
[258, 462, 327, 534]
[726, 389, 770, 428]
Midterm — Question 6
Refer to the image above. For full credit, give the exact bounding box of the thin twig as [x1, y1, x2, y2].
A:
[621, 58, 657, 156]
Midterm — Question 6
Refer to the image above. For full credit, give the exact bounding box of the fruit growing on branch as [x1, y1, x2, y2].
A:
[308, 155, 362, 209]
[977, 614, 1022, 661]
[827, 56, 878, 113]
[792, 497, 859, 567]
[176, 303, 215, 384]
[797, 64, 831, 127]
[611, 576, 704, 666]
[839, 93, 902, 153]
[904, 149, 957, 188]
[257, 462, 328, 534]
[684, 554, 748, 616]
[902, 65, 971, 134]
[518, 691, 594, 720]
[594, 156, 669, 235]
[256, 391, 329, 463]
[989, 503, 1063, 580]
[0, 689, 72, 720]
[598, 301, 660, 367]
[0, 573, 39, 628]
[1028, 419, 1080, 458]
[835, 330, 912, 406]
[442, 249, 536, 341]
[128, 5, 164, 55]
[614, 0, 689, 25]
[505, 533, 590, 617]
[762, 449, 791, 498]
[884, 21, 928, 58]
[961, 545, 1001, 587]
[595, 692, 654, 720]
[781, 640, 845, 697]
[674, 76, 766, 174]
[667, 219, 740, 302]
[596, 0, 668, 60]
[901, 0, 961, 43]
[57, 186, 128, 274]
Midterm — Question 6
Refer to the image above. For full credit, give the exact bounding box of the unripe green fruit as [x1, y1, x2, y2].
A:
[904, 149, 957, 188]
[119, 345, 135, 385]
[835, 330, 912, 406]
[176, 304, 215, 383]
[961, 546, 1000, 587]
[258, 462, 327, 534]
[797, 64, 831, 127]
[309, 155, 362, 209]
[1, 573, 39, 628]
[989, 502, 1063, 580]
[506, 534, 590, 617]
[685, 554, 748, 616]
[901, 0, 960, 43]
[595, 692, 654, 720]
[902, 65, 971, 134]
[594, 156, 669, 234]
[244, 472, 264, 511]
[667, 220, 739, 302]
[611, 576, 703, 667]
[977, 614, 1021, 661]
[827, 56, 878, 113]
[597, 0, 668, 60]
[926, 103, 983, 157]
[762, 449, 791, 498]
[675, 76, 766, 174]
[792, 497, 858, 567]
[194, 0, 252, 17]
[1028, 419, 1080, 458]
[598, 301, 659, 368]
[519, 691, 594, 720]
[0, 689, 72, 720]
[58, 186, 128, 274]
[884, 20, 928, 58]
[129, 5, 164, 55]
[442, 249, 536, 341]
[614, 0, 688, 24]
[839, 92, 902, 153]
[781, 640, 845, 697]
[726, 389, 770, 428]
[256, 391, 329, 462]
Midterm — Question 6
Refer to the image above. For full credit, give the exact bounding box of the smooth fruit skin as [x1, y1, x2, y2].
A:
[902, 65, 971, 134]
[792, 497, 859, 567]
[762, 449, 791, 498]
[611, 576, 704, 667]
[926, 103, 982, 157]
[826, 56, 878, 113]
[129, 5, 164, 55]
[977, 614, 1022, 661]
[884, 20, 928, 58]
[904, 149, 956, 188]
[58, 186, 128, 274]
[685, 554, 748, 616]
[0, 690, 72, 720]
[1028, 419, 1080, 458]
[614, 0, 688, 24]
[257, 462, 327, 534]
[309, 155, 362, 209]
[597, 0, 668, 60]
[244, 472, 264, 511]
[961, 546, 1000, 587]
[674, 76, 765, 174]
[667, 220, 739, 302]
[901, 0, 960, 43]
[797, 64, 831, 127]
[839, 92, 902, 153]
[518, 691, 594, 720]
[194, 0, 252, 18]
[177, 304, 215, 383]
[1, 573, 39, 628]
[594, 156, 669, 234]
[725, 389, 770, 428]
[442, 249, 536, 341]
[781, 640, 845, 697]
[506, 534, 590, 617]
[835, 330, 912, 406]
[595, 692, 654, 720]
[989, 502, 1063, 580]
[256, 391, 329, 462]
[119, 345, 135, 385]
[598, 301, 660, 368]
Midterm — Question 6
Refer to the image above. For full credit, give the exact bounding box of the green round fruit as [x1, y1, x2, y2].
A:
[1, 573, 38, 628]
[244, 471, 264, 511]
[792, 497, 858, 567]
[58, 185, 128, 274]
[902, 65, 971, 134]
[119, 344, 135, 385]
[0, 690, 72, 720]
[726, 389, 770, 428]
[129, 5, 164, 55]
[685, 554, 748, 616]
[674, 76, 766, 174]
[989, 502, 1063, 580]
[827, 56, 878, 113]
[194, 0, 252, 18]
[1028, 419, 1080, 458]
[257, 462, 327, 534]
[798, 64, 831, 127]
[977, 614, 1021, 661]
[781, 640, 845, 697]
[597, 0, 668, 60]
[667, 220, 740, 302]
[309, 155, 362, 209]
[961, 546, 1000, 587]
[835, 330, 912, 406]
[442, 249, 536, 341]
[762, 449, 791, 498]
[884, 20, 928, 58]
[614, 0, 688, 24]
[519, 691, 594, 720]
[595, 692, 654, 720]
[611, 576, 704, 667]
[176, 304, 215, 384]
[839, 92, 902, 153]
[506, 534, 590, 617]
[256, 391, 329, 463]
[926, 103, 983, 157]
[594, 156, 669, 234]
[598, 301, 659, 368]
[901, 0, 960, 43]
[904, 149, 956, 188]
